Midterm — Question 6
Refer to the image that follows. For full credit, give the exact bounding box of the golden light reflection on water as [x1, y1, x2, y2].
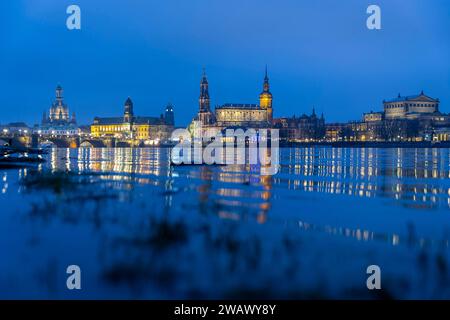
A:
[278, 147, 450, 209]
[2, 147, 450, 249]
[18, 147, 449, 211]
[76, 148, 165, 175]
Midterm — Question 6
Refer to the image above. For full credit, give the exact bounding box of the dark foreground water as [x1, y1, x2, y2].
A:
[1, 147, 450, 299]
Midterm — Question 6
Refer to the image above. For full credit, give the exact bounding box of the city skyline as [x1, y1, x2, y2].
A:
[1, 0, 449, 126]
[3, 1, 450, 302]
[0, 73, 447, 128]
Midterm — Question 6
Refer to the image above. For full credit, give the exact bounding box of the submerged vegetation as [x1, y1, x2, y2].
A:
[21, 170, 82, 194]
[9, 169, 450, 299]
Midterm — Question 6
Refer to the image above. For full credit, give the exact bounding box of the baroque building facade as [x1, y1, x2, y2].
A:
[190, 68, 273, 134]
[91, 97, 175, 144]
[383, 91, 440, 120]
[328, 91, 450, 142]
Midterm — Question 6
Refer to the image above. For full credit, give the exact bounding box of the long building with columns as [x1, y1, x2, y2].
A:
[383, 91, 440, 120]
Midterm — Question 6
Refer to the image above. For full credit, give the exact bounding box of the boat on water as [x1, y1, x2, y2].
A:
[1, 146, 48, 156]
[0, 146, 47, 169]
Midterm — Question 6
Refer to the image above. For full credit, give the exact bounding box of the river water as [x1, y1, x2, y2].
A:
[1, 147, 450, 299]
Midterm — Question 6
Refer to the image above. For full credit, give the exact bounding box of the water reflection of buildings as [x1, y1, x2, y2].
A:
[1, 172, 8, 194]
[8, 147, 449, 213]
[2, 146, 450, 255]
[1, 168, 31, 194]
[45, 148, 167, 177]
[194, 164, 273, 224]
[275, 147, 450, 209]
[297, 220, 449, 249]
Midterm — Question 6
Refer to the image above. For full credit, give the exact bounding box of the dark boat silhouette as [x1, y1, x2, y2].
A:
[0, 146, 47, 169]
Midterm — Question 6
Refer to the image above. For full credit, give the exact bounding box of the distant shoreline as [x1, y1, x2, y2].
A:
[280, 141, 450, 148]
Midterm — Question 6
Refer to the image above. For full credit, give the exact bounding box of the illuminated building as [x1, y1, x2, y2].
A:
[191, 68, 273, 131]
[36, 85, 79, 136]
[90, 98, 175, 144]
[325, 123, 347, 142]
[215, 67, 273, 128]
[273, 108, 326, 141]
[197, 69, 215, 126]
[259, 66, 273, 122]
[383, 91, 440, 120]
[328, 91, 450, 142]
[433, 128, 450, 141]
[46, 85, 73, 123]
[0, 122, 30, 136]
[363, 111, 384, 122]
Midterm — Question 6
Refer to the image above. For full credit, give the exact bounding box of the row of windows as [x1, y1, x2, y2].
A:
[386, 103, 436, 109]
[217, 111, 266, 121]
[409, 103, 435, 108]
[92, 125, 157, 134]
[92, 126, 126, 132]
[37, 130, 78, 135]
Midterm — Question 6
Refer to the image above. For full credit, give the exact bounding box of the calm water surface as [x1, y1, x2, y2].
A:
[1, 147, 450, 299]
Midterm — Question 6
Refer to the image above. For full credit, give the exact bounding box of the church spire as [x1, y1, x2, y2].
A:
[199, 69, 210, 112]
[259, 66, 273, 123]
[56, 84, 63, 100]
[263, 65, 270, 93]
[124, 97, 134, 123]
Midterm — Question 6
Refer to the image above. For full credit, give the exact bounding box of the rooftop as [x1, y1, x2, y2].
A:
[216, 103, 260, 110]
[93, 116, 164, 125]
[384, 92, 439, 103]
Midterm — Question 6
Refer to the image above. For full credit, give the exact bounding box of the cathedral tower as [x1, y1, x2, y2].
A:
[198, 69, 214, 125]
[199, 69, 210, 112]
[259, 66, 273, 122]
[165, 103, 175, 126]
[124, 97, 134, 123]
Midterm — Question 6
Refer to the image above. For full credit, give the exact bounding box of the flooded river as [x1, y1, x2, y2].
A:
[1, 147, 450, 299]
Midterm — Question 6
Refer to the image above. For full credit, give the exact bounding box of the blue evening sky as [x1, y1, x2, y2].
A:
[0, 0, 449, 126]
